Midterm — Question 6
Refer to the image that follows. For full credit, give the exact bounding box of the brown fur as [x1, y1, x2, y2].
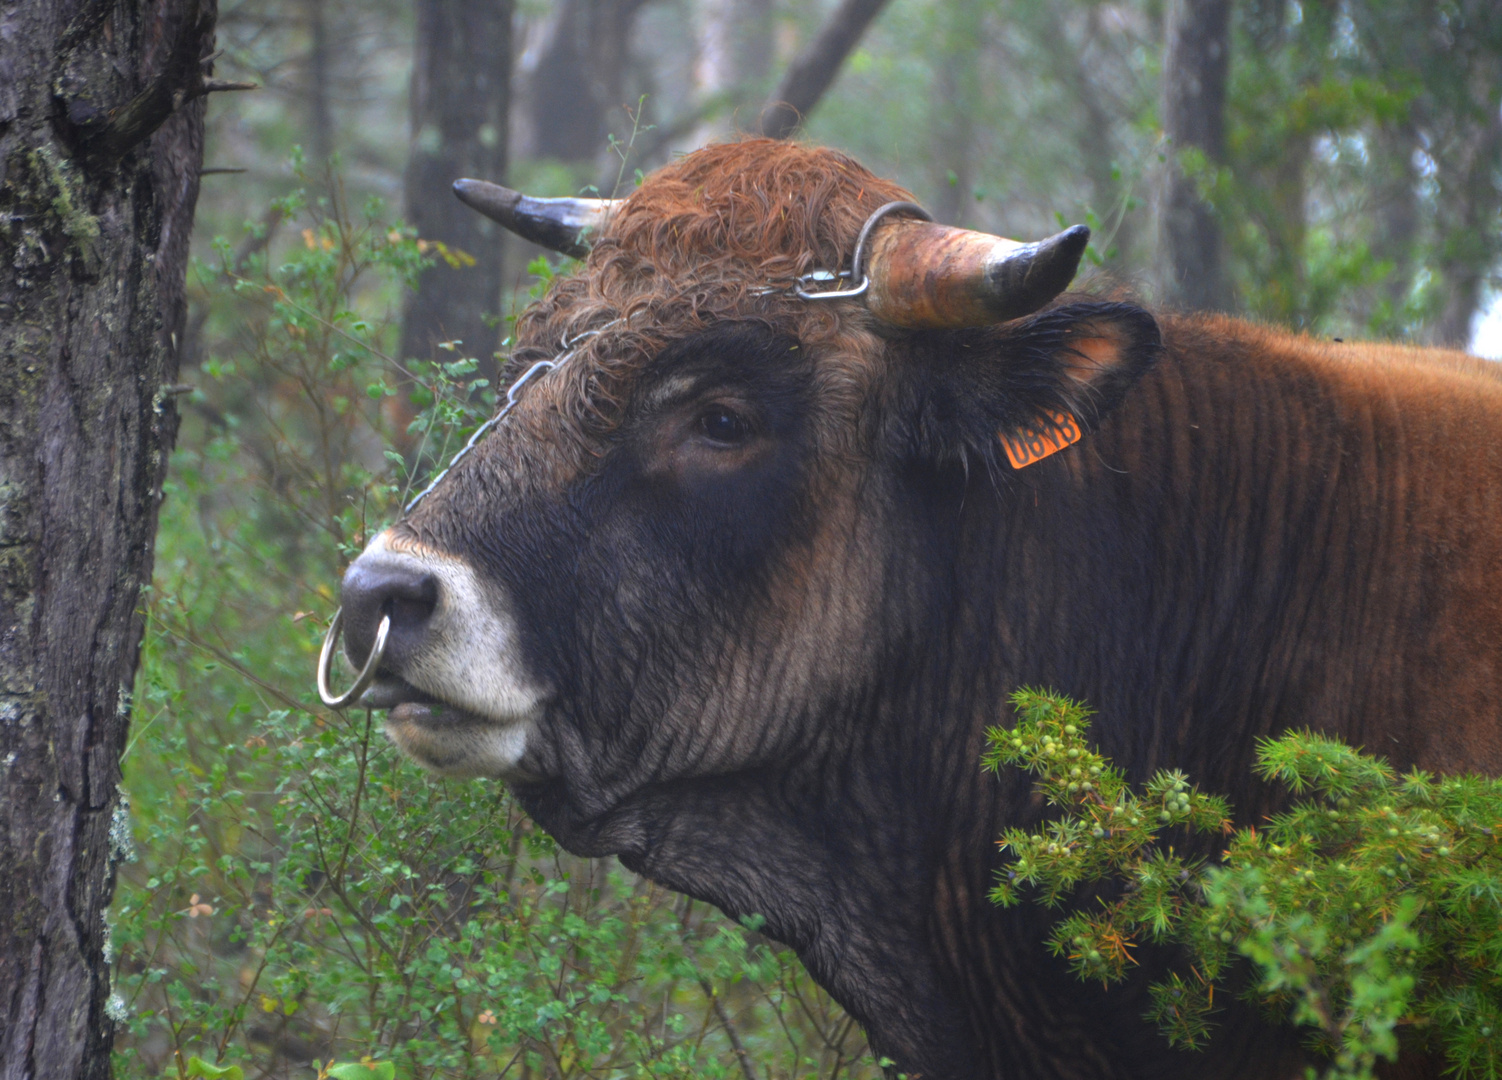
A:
[1130, 316, 1502, 774]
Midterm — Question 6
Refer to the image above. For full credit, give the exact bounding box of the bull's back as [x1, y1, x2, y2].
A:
[1114, 315, 1502, 777]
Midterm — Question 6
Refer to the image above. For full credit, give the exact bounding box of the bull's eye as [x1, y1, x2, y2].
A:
[697, 406, 751, 445]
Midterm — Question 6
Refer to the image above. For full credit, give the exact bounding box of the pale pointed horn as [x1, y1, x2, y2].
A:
[452, 179, 618, 258]
[865, 217, 1091, 329]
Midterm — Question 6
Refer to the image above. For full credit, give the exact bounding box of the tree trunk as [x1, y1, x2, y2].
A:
[1157, 0, 1231, 311]
[0, 0, 212, 1076]
[758, 0, 895, 140]
[1371, 121, 1421, 323]
[307, 0, 336, 165]
[690, 0, 774, 146]
[398, 0, 513, 375]
[515, 0, 651, 170]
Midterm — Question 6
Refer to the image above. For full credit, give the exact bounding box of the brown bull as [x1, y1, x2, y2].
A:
[324, 140, 1502, 1079]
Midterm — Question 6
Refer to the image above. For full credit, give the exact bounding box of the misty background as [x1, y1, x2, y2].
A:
[190, 0, 1502, 367]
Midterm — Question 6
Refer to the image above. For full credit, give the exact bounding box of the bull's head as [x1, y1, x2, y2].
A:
[324, 140, 1158, 851]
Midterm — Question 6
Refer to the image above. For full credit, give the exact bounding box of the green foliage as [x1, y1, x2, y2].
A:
[328, 1062, 396, 1080]
[985, 689, 1502, 1080]
[185, 1056, 245, 1080]
[111, 174, 879, 1080]
[1217, 8, 1422, 332]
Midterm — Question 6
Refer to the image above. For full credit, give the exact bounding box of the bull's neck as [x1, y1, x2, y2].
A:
[528, 719, 998, 1075]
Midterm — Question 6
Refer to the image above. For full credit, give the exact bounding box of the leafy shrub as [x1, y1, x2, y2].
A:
[985, 689, 1502, 1080]
[110, 172, 879, 1080]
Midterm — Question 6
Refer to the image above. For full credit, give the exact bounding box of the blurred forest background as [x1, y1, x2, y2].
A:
[114, 2, 1502, 1079]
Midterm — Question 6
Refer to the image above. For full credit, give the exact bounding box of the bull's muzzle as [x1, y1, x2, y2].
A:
[319, 551, 440, 708]
[320, 532, 547, 778]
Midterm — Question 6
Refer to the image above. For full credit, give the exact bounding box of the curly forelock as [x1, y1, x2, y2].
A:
[509, 139, 917, 444]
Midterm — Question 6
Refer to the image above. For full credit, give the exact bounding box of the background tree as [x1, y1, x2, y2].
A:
[1157, 0, 1233, 311]
[926, 0, 984, 226]
[0, 0, 217, 1074]
[398, 0, 514, 377]
[513, 0, 657, 185]
[758, 0, 895, 140]
[689, 0, 774, 146]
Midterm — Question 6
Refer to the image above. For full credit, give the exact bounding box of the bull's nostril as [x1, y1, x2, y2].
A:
[340, 554, 441, 666]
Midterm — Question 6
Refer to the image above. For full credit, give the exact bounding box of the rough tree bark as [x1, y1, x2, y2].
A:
[398, 0, 513, 373]
[1157, 0, 1231, 311]
[758, 0, 895, 140]
[0, 0, 215, 1076]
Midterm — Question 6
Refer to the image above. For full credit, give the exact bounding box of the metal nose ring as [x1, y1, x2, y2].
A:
[316, 607, 390, 709]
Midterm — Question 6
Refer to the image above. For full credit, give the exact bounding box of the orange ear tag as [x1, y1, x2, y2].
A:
[1000, 410, 1082, 469]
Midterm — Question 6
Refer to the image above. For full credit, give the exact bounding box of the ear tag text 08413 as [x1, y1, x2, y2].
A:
[1000, 409, 1082, 469]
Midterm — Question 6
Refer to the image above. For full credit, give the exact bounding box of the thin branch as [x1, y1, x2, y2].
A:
[73, 1, 254, 162]
[677, 900, 760, 1080]
[201, 78, 258, 93]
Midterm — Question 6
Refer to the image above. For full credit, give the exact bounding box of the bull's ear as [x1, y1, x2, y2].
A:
[892, 301, 1161, 469]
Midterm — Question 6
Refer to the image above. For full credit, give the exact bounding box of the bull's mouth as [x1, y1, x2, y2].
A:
[360, 676, 542, 780]
[359, 676, 443, 714]
[362, 675, 497, 728]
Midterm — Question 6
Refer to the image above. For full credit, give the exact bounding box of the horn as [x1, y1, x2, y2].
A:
[452, 179, 618, 258]
[865, 220, 1091, 328]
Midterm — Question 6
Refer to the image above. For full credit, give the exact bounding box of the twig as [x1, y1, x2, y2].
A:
[202, 78, 258, 93]
[152, 614, 323, 720]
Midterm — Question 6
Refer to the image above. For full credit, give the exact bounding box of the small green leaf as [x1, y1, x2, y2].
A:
[328, 1062, 395, 1080]
[185, 1057, 244, 1080]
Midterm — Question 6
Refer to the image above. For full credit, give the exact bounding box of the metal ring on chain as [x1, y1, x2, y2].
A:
[317, 607, 390, 709]
[795, 200, 934, 301]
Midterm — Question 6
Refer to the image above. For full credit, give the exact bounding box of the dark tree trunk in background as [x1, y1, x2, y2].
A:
[399, 0, 514, 373]
[1371, 121, 1421, 320]
[517, 0, 650, 170]
[307, 0, 336, 164]
[1348, 0, 1502, 349]
[0, 0, 213, 1075]
[758, 0, 895, 140]
[1157, 0, 1231, 311]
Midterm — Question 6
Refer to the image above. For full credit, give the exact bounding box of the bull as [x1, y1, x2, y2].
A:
[319, 140, 1502, 1079]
